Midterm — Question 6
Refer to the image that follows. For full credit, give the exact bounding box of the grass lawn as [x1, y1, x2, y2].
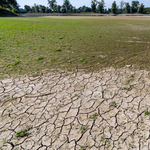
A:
[0, 16, 150, 78]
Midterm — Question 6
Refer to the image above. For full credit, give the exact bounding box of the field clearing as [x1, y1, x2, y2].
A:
[0, 16, 150, 78]
[1, 16, 150, 149]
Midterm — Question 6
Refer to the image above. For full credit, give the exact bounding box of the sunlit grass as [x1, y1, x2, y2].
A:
[0, 17, 150, 78]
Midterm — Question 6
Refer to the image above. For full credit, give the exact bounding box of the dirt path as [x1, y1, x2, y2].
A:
[42, 16, 150, 21]
[1, 67, 150, 150]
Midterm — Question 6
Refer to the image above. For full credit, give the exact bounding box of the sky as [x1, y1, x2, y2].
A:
[17, 0, 150, 9]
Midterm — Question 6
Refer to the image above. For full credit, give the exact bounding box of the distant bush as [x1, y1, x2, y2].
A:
[12, 8, 18, 13]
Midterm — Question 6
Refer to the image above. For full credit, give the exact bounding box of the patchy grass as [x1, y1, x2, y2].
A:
[80, 125, 88, 134]
[144, 110, 150, 116]
[100, 135, 106, 142]
[15, 129, 28, 137]
[122, 85, 132, 91]
[79, 146, 86, 150]
[126, 74, 135, 83]
[0, 17, 150, 78]
[13, 60, 20, 66]
[91, 113, 98, 121]
[55, 48, 62, 51]
[79, 143, 90, 150]
[32, 73, 39, 77]
[37, 56, 44, 60]
[130, 74, 134, 78]
[15, 126, 31, 137]
[109, 101, 117, 107]
[80, 58, 87, 64]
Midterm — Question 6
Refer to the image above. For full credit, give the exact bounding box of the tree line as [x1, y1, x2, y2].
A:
[0, 0, 19, 12]
[0, 0, 150, 14]
[24, 0, 150, 14]
[111, 1, 145, 13]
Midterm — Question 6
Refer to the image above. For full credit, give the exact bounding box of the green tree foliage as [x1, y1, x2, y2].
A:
[125, 2, 130, 13]
[144, 7, 150, 14]
[31, 6, 35, 12]
[0, 0, 18, 9]
[97, 0, 105, 13]
[46, 7, 52, 13]
[46, 7, 51, 13]
[131, 1, 139, 13]
[120, 0, 124, 13]
[63, 0, 71, 12]
[39, 5, 46, 13]
[138, 3, 144, 13]
[12, 8, 18, 13]
[91, 0, 97, 12]
[53, 4, 57, 12]
[30, 5, 50, 13]
[78, 6, 92, 12]
[81, 5, 87, 12]
[61, 4, 66, 13]
[34, 4, 40, 13]
[70, 4, 73, 13]
[111, 1, 117, 13]
[57, 5, 61, 13]
[48, 0, 57, 10]
[24, 5, 31, 12]
[72, 6, 77, 13]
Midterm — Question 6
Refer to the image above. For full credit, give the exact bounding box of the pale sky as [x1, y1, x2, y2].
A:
[17, 0, 150, 9]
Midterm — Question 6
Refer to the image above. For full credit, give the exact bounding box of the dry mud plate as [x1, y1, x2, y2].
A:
[1, 67, 150, 150]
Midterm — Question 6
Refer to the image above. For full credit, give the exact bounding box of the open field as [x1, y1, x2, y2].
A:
[1, 16, 150, 149]
[0, 16, 150, 78]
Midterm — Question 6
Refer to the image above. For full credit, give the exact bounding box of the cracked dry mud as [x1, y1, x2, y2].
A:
[1, 67, 150, 150]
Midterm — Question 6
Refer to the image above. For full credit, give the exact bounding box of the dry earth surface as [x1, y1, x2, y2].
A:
[1, 66, 150, 149]
[43, 16, 150, 20]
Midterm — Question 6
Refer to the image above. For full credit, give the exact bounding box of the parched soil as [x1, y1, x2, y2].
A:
[1, 66, 150, 149]
[43, 15, 150, 20]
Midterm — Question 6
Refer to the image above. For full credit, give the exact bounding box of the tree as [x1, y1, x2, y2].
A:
[131, 1, 139, 13]
[144, 7, 150, 14]
[48, 0, 57, 10]
[85, 7, 92, 12]
[34, 4, 40, 13]
[63, 0, 71, 12]
[120, 0, 124, 13]
[39, 5, 46, 13]
[0, 0, 18, 9]
[125, 2, 130, 13]
[138, 3, 144, 13]
[111, 1, 117, 13]
[70, 4, 73, 12]
[91, 0, 97, 12]
[97, 0, 105, 13]
[31, 6, 35, 12]
[61, 4, 66, 13]
[0, 0, 4, 7]
[57, 5, 61, 13]
[45, 7, 51, 13]
[78, 6, 92, 12]
[53, 4, 57, 12]
[72, 6, 77, 13]
[24, 5, 31, 12]
[81, 5, 86, 12]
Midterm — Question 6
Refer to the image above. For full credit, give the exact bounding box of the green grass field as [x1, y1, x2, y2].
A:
[0, 16, 150, 78]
